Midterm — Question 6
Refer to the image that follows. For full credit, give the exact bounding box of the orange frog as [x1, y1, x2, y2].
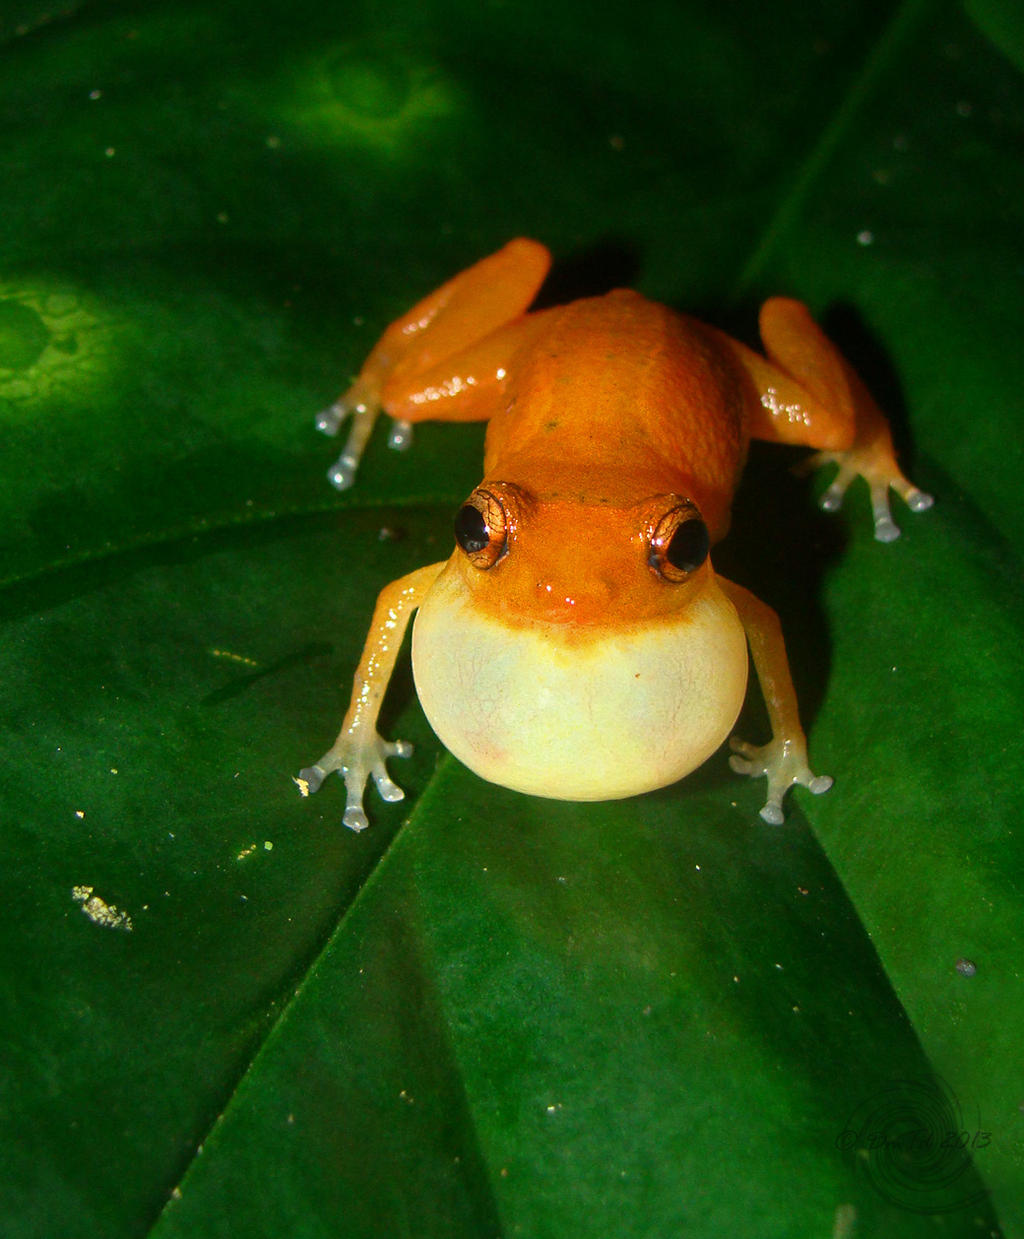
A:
[297, 239, 931, 830]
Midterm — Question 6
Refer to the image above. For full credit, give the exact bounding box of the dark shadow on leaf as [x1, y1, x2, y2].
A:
[201, 640, 334, 706]
[821, 301, 916, 464]
[0, 503, 429, 624]
[533, 236, 642, 308]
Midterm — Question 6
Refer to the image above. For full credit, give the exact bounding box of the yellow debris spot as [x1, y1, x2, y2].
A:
[236, 841, 274, 860]
[209, 647, 261, 668]
[293, 775, 310, 798]
[71, 885, 134, 932]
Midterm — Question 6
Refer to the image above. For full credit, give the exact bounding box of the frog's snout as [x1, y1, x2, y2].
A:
[529, 572, 617, 623]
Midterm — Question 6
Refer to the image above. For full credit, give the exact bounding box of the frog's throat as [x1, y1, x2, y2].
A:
[411, 571, 748, 801]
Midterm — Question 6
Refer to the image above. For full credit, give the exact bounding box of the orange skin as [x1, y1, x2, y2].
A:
[466, 293, 744, 633]
[299, 239, 931, 831]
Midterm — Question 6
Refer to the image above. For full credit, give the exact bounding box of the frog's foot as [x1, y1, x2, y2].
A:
[728, 735, 833, 825]
[386, 418, 414, 452]
[316, 376, 380, 491]
[296, 733, 413, 832]
[804, 447, 933, 543]
[316, 376, 412, 491]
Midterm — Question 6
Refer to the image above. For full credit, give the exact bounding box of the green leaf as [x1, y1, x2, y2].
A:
[2, 1, 1021, 1236]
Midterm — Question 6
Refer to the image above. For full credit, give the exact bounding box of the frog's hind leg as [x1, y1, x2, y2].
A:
[758, 298, 933, 541]
[318, 238, 551, 490]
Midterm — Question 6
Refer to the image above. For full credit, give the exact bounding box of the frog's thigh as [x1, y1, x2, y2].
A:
[381, 313, 550, 425]
[757, 298, 872, 451]
[720, 331, 853, 454]
[380, 238, 552, 395]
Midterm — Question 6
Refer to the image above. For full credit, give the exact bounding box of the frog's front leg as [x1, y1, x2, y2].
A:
[297, 562, 445, 831]
[717, 578, 833, 824]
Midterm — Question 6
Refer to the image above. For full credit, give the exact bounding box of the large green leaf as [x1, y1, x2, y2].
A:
[2, 0, 1021, 1235]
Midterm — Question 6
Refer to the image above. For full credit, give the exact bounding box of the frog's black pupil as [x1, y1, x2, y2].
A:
[455, 504, 489, 554]
[666, 518, 709, 573]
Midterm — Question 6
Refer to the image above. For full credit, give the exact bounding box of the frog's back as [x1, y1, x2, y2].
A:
[482, 290, 749, 536]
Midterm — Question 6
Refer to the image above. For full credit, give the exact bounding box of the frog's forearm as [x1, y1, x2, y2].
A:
[717, 578, 802, 743]
[717, 576, 832, 824]
[343, 561, 447, 736]
[298, 561, 446, 831]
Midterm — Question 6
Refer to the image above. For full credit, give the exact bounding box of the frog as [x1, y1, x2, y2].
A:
[296, 238, 931, 830]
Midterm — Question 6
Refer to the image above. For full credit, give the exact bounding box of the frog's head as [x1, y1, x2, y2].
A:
[411, 482, 748, 801]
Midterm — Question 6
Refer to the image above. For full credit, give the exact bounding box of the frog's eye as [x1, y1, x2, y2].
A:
[454, 489, 509, 569]
[649, 503, 710, 581]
